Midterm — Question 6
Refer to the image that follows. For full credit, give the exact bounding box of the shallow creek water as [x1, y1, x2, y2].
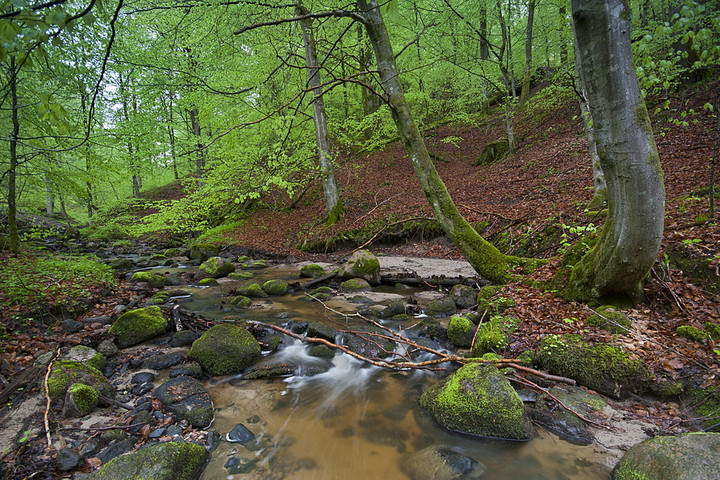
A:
[160, 264, 613, 479]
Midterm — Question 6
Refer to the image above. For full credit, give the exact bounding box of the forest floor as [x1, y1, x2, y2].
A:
[1, 81, 719, 477]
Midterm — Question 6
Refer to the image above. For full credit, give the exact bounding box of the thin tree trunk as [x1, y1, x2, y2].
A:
[189, 107, 205, 181]
[7, 56, 19, 253]
[569, 0, 665, 302]
[358, 0, 509, 284]
[519, 0, 536, 107]
[45, 175, 55, 215]
[560, 5, 569, 65]
[496, 0, 515, 152]
[297, 2, 340, 214]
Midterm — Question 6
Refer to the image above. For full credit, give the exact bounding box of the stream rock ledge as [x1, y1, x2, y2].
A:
[612, 432, 720, 480]
[419, 363, 532, 441]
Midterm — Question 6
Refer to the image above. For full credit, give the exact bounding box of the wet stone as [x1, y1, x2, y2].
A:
[224, 456, 256, 475]
[169, 362, 203, 379]
[131, 372, 156, 384]
[62, 319, 84, 333]
[142, 352, 183, 370]
[56, 447, 84, 472]
[132, 382, 154, 396]
[227, 423, 256, 444]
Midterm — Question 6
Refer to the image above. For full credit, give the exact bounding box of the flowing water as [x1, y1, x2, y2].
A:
[151, 262, 613, 479]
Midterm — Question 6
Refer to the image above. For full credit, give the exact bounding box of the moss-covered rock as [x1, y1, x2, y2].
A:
[130, 271, 168, 288]
[338, 250, 381, 285]
[425, 297, 456, 318]
[186, 243, 219, 261]
[109, 306, 168, 348]
[381, 300, 405, 318]
[154, 376, 214, 427]
[163, 247, 184, 257]
[227, 270, 254, 280]
[307, 322, 337, 342]
[587, 306, 632, 334]
[683, 385, 720, 431]
[535, 334, 650, 399]
[229, 295, 252, 308]
[62, 383, 99, 417]
[262, 279, 289, 296]
[85, 440, 209, 480]
[676, 325, 710, 343]
[476, 285, 515, 317]
[300, 264, 326, 279]
[612, 432, 720, 480]
[343, 326, 394, 359]
[419, 363, 532, 440]
[237, 282, 268, 298]
[67, 345, 105, 372]
[474, 137, 508, 166]
[188, 323, 262, 376]
[449, 284, 477, 309]
[197, 278, 219, 287]
[243, 363, 295, 380]
[418, 318, 447, 340]
[308, 344, 335, 358]
[705, 322, 720, 341]
[340, 278, 371, 292]
[198, 256, 236, 278]
[447, 316, 476, 348]
[242, 259, 268, 270]
[46, 360, 115, 402]
[470, 315, 521, 357]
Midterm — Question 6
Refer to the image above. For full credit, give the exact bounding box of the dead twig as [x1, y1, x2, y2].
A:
[44, 348, 60, 448]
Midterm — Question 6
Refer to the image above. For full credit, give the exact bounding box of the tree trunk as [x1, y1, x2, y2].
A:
[45, 175, 55, 215]
[560, 5, 569, 65]
[357, 0, 509, 284]
[569, 0, 665, 302]
[297, 2, 340, 215]
[496, 0, 515, 152]
[573, 39, 606, 205]
[7, 56, 20, 253]
[519, 0, 536, 107]
[189, 107, 205, 181]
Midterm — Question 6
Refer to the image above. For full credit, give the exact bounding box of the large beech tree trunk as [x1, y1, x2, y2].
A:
[569, 0, 665, 302]
[297, 2, 340, 215]
[357, 0, 509, 284]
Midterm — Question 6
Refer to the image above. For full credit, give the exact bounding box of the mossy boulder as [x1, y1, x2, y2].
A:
[107, 258, 134, 270]
[163, 247, 184, 257]
[307, 322, 337, 342]
[188, 323, 262, 376]
[46, 360, 115, 402]
[425, 297, 457, 318]
[676, 325, 710, 344]
[300, 263, 326, 278]
[381, 300, 406, 318]
[197, 278, 219, 287]
[227, 270, 254, 280]
[85, 440, 209, 480]
[343, 326, 394, 359]
[148, 291, 170, 305]
[612, 432, 720, 480]
[447, 316, 477, 348]
[66, 345, 105, 372]
[237, 282, 268, 298]
[62, 383, 99, 417]
[470, 315, 521, 357]
[229, 295, 252, 308]
[186, 243, 219, 261]
[338, 250, 381, 285]
[449, 284, 477, 309]
[130, 271, 168, 288]
[243, 363, 295, 380]
[587, 306, 632, 334]
[198, 256, 236, 278]
[340, 278, 371, 292]
[242, 259, 268, 270]
[474, 137, 509, 166]
[535, 334, 650, 399]
[419, 363, 532, 440]
[262, 279, 289, 296]
[109, 306, 169, 348]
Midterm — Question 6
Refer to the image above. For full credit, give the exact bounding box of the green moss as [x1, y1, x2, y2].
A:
[188, 323, 262, 376]
[325, 200, 344, 226]
[227, 271, 254, 279]
[242, 260, 268, 270]
[471, 315, 520, 357]
[684, 386, 720, 431]
[535, 334, 649, 399]
[300, 264, 326, 278]
[229, 295, 252, 307]
[340, 278, 371, 292]
[109, 306, 168, 348]
[587, 306, 632, 334]
[705, 322, 720, 341]
[419, 363, 531, 440]
[130, 271, 167, 288]
[197, 278, 219, 287]
[86, 441, 208, 480]
[676, 325, 710, 343]
[67, 383, 99, 416]
[46, 360, 113, 400]
[262, 279, 289, 296]
[237, 282, 268, 298]
[447, 315, 474, 347]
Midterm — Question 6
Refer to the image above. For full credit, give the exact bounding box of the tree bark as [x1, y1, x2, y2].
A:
[569, 0, 665, 302]
[8, 56, 19, 253]
[297, 2, 340, 215]
[357, 0, 509, 284]
[519, 0, 535, 107]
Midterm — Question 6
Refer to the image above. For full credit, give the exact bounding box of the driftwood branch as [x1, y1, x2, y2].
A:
[44, 348, 60, 447]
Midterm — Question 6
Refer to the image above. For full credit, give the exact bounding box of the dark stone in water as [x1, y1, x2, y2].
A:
[171, 330, 199, 347]
[243, 362, 294, 380]
[131, 372, 156, 385]
[246, 415, 260, 424]
[206, 431, 221, 452]
[56, 447, 84, 472]
[402, 445, 486, 480]
[227, 423, 256, 444]
[169, 362, 203, 379]
[289, 321, 309, 334]
[224, 456, 256, 475]
[153, 376, 213, 428]
[143, 352, 183, 370]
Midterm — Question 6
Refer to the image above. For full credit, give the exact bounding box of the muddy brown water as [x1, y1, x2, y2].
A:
[159, 264, 613, 479]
